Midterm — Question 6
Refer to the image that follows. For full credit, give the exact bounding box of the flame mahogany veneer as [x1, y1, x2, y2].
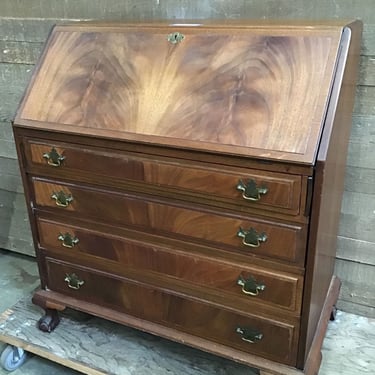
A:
[13, 20, 361, 375]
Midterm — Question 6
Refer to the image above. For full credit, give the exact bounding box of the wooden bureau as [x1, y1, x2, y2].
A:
[12, 20, 362, 375]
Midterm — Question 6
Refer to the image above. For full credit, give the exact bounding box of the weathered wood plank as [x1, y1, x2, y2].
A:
[0, 156, 21, 176]
[349, 115, 375, 143]
[0, 121, 14, 141]
[0, 297, 254, 375]
[0, 123, 17, 157]
[0, 41, 43, 64]
[354, 86, 375, 115]
[339, 191, 375, 243]
[337, 236, 375, 266]
[347, 139, 375, 169]
[0, 17, 55, 43]
[362, 24, 375, 56]
[0, 63, 33, 122]
[344, 166, 375, 195]
[0, 157, 23, 193]
[0, 174, 23, 194]
[0, 189, 33, 256]
[0, 17, 372, 58]
[359, 55, 375, 86]
[336, 300, 375, 319]
[0, 0, 374, 24]
[335, 259, 375, 311]
[0, 62, 33, 83]
[0, 139, 17, 158]
[0, 211, 31, 234]
[0, 235, 34, 256]
[0, 189, 28, 210]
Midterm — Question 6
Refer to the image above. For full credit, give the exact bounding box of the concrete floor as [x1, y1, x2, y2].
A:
[0, 249, 374, 374]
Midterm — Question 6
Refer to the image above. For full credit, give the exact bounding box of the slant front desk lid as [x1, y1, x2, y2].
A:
[16, 22, 347, 164]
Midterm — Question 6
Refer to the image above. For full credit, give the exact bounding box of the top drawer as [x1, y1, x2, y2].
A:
[23, 139, 302, 216]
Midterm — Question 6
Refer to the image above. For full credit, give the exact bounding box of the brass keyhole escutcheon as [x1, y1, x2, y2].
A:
[167, 32, 185, 44]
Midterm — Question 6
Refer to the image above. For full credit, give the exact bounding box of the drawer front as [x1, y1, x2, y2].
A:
[25, 139, 302, 215]
[45, 257, 299, 365]
[32, 179, 306, 264]
[38, 218, 303, 313]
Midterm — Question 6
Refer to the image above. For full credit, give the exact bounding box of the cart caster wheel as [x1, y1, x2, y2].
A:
[330, 306, 337, 321]
[0, 345, 27, 371]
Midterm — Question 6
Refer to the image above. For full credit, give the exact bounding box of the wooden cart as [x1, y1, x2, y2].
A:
[0, 295, 255, 374]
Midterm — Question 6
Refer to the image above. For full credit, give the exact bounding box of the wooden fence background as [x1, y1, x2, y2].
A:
[0, 0, 374, 317]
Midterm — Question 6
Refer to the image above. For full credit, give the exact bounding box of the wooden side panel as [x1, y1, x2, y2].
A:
[298, 22, 362, 367]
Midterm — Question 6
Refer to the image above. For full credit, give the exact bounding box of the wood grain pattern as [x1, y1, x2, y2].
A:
[26, 139, 302, 215]
[297, 22, 362, 367]
[32, 178, 307, 264]
[0, 296, 257, 375]
[17, 25, 341, 163]
[9, 19, 362, 375]
[37, 217, 303, 313]
[44, 257, 299, 366]
[1, 294, 373, 375]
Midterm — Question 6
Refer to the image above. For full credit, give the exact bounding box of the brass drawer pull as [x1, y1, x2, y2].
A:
[58, 233, 79, 248]
[237, 227, 267, 248]
[236, 327, 263, 344]
[51, 191, 73, 208]
[167, 31, 185, 44]
[64, 273, 84, 290]
[237, 275, 266, 296]
[236, 179, 268, 201]
[42, 147, 65, 167]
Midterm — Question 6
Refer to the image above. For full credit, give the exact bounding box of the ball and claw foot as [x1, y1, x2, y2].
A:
[37, 308, 60, 332]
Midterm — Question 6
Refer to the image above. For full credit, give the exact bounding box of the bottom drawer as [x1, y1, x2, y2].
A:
[44, 257, 299, 365]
